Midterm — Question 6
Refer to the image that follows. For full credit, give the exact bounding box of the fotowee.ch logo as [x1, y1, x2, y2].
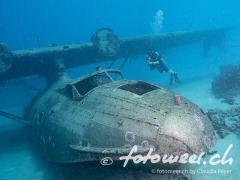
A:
[100, 144, 233, 167]
[119, 144, 233, 167]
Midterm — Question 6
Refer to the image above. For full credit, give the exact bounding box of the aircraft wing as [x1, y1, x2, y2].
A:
[0, 27, 232, 82]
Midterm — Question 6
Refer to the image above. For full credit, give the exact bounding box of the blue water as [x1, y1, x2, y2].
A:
[1, 0, 240, 179]
[1, 0, 239, 50]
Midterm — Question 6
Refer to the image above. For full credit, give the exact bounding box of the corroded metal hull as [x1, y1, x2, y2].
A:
[26, 70, 215, 168]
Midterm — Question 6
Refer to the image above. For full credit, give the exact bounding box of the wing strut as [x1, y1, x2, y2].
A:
[0, 110, 30, 125]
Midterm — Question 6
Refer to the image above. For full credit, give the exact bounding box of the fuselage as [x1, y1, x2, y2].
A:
[25, 69, 215, 168]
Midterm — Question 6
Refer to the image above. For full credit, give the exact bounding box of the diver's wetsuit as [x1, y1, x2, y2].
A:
[146, 51, 181, 85]
[148, 56, 169, 73]
[147, 52, 169, 73]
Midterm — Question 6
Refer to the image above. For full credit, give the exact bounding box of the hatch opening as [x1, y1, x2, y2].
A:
[118, 81, 159, 95]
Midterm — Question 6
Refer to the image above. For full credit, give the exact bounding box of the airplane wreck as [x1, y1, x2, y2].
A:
[0, 27, 232, 172]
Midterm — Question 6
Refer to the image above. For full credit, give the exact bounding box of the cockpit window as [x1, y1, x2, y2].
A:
[61, 70, 125, 100]
[74, 73, 112, 96]
[118, 81, 159, 95]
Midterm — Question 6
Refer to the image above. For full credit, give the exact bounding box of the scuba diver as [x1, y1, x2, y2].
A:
[146, 50, 181, 85]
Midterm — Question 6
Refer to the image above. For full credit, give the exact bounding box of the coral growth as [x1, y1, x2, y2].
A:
[140, 140, 155, 152]
[207, 108, 240, 138]
[193, 114, 205, 131]
[203, 136, 212, 149]
[174, 95, 181, 106]
[125, 131, 135, 143]
[0, 42, 13, 73]
[141, 140, 149, 148]
[212, 64, 240, 105]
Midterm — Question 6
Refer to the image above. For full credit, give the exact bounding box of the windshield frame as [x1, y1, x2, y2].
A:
[59, 69, 126, 100]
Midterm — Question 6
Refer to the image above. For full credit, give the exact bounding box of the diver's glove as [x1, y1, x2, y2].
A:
[169, 69, 181, 85]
